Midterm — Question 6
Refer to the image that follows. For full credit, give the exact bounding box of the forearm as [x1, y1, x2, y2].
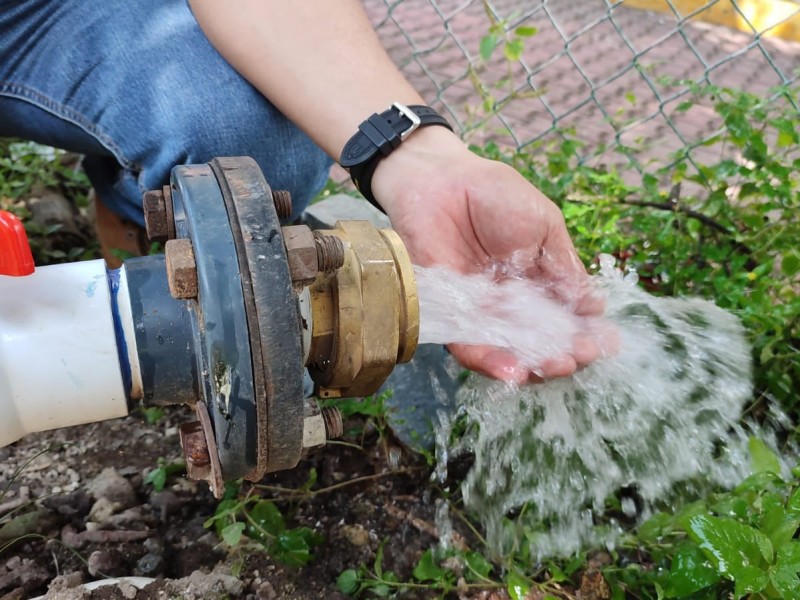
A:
[188, 0, 426, 159]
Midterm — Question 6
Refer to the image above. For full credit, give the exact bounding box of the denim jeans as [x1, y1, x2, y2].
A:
[0, 0, 332, 226]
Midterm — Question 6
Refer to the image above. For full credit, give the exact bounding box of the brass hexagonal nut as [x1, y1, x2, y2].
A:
[282, 225, 319, 286]
[165, 238, 198, 299]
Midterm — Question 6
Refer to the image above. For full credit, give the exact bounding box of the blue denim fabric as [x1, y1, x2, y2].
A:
[0, 0, 332, 225]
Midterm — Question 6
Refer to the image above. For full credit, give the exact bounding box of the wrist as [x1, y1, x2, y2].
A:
[371, 126, 467, 211]
[339, 104, 461, 210]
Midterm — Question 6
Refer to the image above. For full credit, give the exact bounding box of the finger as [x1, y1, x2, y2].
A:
[537, 354, 578, 379]
[448, 344, 528, 384]
[572, 333, 604, 367]
[572, 286, 606, 317]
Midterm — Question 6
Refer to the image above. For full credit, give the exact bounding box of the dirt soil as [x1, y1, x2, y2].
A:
[0, 405, 489, 600]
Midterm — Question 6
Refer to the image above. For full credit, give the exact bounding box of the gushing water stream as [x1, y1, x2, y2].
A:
[415, 256, 759, 558]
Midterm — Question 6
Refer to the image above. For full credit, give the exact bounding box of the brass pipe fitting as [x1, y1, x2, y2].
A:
[301, 220, 419, 399]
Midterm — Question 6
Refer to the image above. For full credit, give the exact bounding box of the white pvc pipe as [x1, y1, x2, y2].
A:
[0, 260, 129, 447]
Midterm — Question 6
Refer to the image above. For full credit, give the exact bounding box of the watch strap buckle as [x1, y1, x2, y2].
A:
[393, 102, 421, 141]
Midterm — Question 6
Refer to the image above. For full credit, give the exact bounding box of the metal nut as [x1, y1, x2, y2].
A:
[283, 225, 318, 286]
[165, 238, 198, 299]
[179, 421, 211, 481]
[142, 189, 169, 242]
[301, 399, 328, 455]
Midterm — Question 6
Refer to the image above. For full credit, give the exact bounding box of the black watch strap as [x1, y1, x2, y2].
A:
[340, 103, 452, 210]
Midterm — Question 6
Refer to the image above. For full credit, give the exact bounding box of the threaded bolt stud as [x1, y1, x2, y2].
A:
[272, 190, 292, 220]
[321, 407, 343, 439]
[313, 232, 345, 272]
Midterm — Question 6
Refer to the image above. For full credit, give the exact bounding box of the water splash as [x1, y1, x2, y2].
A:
[417, 256, 759, 558]
[416, 261, 612, 375]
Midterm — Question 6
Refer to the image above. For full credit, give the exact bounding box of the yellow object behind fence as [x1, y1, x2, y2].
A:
[625, 0, 800, 42]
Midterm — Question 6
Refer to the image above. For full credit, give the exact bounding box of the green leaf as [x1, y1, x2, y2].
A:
[221, 522, 245, 546]
[413, 549, 446, 582]
[770, 564, 800, 598]
[732, 566, 771, 598]
[776, 542, 800, 571]
[274, 530, 315, 567]
[506, 571, 531, 600]
[547, 562, 567, 583]
[749, 437, 781, 475]
[144, 467, 167, 492]
[639, 512, 673, 543]
[759, 494, 800, 551]
[479, 34, 497, 61]
[337, 570, 360, 595]
[504, 39, 524, 62]
[665, 545, 720, 597]
[464, 552, 493, 581]
[685, 514, 772, 595]
[624, 91, 637, 106]
[781, 252, 800, 277]
[786, 488, 800, 517]
[777, 130, 795, 147]
[141, 406, 166, 424]
[247, 500, 285, 540]
[514, 26, 538, 37]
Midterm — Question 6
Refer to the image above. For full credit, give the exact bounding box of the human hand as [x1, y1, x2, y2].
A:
[371, 127, 608, 383]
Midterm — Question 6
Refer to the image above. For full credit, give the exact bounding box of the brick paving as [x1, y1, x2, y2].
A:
[363, 0, 800, 172]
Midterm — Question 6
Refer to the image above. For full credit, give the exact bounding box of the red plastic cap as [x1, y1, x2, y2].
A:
[0, 210, 35, 276]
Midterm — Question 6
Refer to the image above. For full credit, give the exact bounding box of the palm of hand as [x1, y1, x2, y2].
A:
[374, 139, 606, 382]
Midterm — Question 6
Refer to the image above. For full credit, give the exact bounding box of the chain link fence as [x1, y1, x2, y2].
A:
[364, 0, 800, 175]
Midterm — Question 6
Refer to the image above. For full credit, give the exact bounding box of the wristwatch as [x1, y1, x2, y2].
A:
[339, 102, 453, 210]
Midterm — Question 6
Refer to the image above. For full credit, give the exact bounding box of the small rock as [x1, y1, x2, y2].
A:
[143, 537, 164, 555]
[256, 580, 277, 600]
[47, 571, 83, 591]
[87, 468, 137, 509]
[11, 558, 50, 593]
[149, 490, 181, 518]
[118, 579, 139, 599]
[441, 556, 463, 577]
[0, 586, 24, 599]
[88, 497, 117, 524]
[179, 569, 244, 596]
[87, 550, 122, 577]
[60, 525, 80, 547]
[106, 506, 151, 529]
[340, 524, 370, 547]
[587, 551, 613, 569]
[170, 477, 197, 494]
[42, 490, 91, 517]
[136, 552, 164, 576]
[579, 569, 611, 600]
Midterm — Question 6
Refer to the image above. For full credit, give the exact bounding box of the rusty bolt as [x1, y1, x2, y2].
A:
[142, 189, 169, 242]
[321, 406, 343, 439]
[165, 238, 198, 299]
[283, 225, 319, 285]
[272, 190, 292, 220]
[313, 232, 345, 272]
[179, 421, 211, 468]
